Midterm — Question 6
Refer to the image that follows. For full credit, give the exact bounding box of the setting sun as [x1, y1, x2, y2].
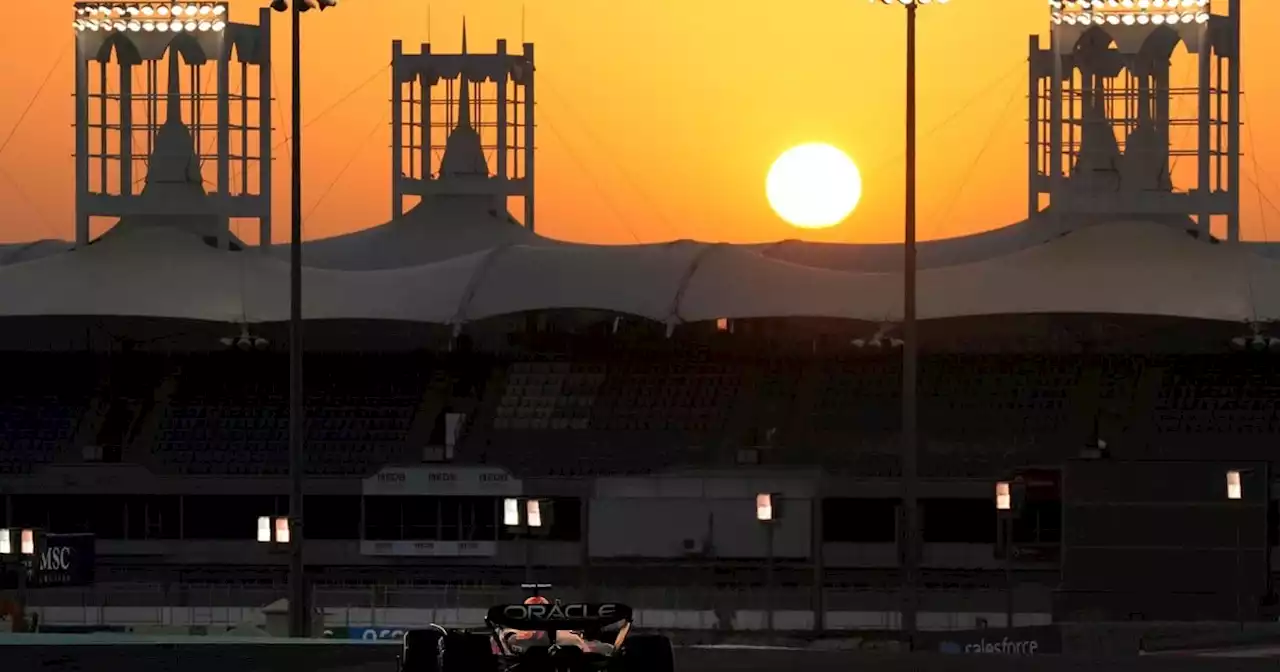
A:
[765, 143, 863, 230]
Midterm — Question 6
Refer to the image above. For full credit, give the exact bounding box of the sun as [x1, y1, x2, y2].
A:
[766, 143, 863, 230]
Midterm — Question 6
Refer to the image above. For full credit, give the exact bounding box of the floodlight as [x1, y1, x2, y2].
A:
[526, 500, 543, 528]
[257, 516, 272, 542]
[274, 517, 291, 544]
[1227, 470, 1242, 500]
[756, 493, 774, 522]
[73, 3, 229, 31]
[503, 498, 521, 526]
[996, 482, 1012, 511]
[1047, 0, 1210, 25]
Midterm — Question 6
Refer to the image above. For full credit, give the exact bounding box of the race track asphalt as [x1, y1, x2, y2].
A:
[4, 641, 1280, 672]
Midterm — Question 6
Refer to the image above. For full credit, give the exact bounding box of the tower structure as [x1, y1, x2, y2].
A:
[391, 25, 536, 230]
[72, 2, 273, 249]
[1029, 0, 1241, 240]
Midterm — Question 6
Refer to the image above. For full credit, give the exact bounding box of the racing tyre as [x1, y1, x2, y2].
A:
[616, 634, 675, 672]
[440, 631, 498, 672]
[401, 627, 446, 672]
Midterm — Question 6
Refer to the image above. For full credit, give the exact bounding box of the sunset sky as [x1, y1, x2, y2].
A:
[3, 0, 1279, 247]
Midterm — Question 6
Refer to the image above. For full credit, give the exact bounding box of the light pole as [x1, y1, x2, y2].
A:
[0, 528, 38, 633]
[267, 0, 339, 639]
[504, 497, 548, 584]
[870, 0, 949, 647]
[257, 516, 300, 635]
[756, 493, 778, 632]
[994, 481, 1016, 630]
[1226, 469, 1251, 630]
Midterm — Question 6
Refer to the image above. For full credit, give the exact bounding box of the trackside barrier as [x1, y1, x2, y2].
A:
[3, 636, 1280, 672]
[25, 605, 1052, 632]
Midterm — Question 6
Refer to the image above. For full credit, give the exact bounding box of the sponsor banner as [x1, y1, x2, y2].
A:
[349, 627, 409, 641]
[363, 467, 521, 497]
[0, 533, 96, 589]
[923, 626, 1062, 656]
[34, 533, 95, 588]
[359, 540, 498, 557]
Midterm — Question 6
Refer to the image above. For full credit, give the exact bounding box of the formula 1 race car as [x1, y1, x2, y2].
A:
[397, 598, 674, 672]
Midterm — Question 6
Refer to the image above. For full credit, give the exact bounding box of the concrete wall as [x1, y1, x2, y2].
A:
[588, 498, 812, 558]
[588, 473, 816, 559]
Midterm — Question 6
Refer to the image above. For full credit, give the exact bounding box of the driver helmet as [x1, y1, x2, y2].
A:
[524, 595, 551, 605]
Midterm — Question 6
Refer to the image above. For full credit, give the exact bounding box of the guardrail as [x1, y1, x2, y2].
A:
[27, 583, 1052, 611]
[24, 605, 1051, 633]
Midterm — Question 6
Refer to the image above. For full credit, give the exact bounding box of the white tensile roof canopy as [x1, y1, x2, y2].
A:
[0, 218, 1276, 326]
[10, 48, 1277, 328]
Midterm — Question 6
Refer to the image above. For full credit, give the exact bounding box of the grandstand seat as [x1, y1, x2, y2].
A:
[151, 353, 430, 475]
[0, 354, 94, 474]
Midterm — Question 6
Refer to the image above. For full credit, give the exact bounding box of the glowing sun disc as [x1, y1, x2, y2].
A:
[766, 143, 863, 229]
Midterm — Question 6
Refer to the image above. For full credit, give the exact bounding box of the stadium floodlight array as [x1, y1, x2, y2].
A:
[995, 482, 1012, 511]
[257, 516, 290, 544]
[1230, 335, 1280, 353]
[72, 3, 229, 32]
[0, 528, 36, 556]
[1049, 0, 1211, 26]
[756, 493, 776, 522]
[503, 497, 544, 529]
[1226, 470, 1243, 500]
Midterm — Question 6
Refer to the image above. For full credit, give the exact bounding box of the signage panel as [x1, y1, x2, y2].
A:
[359, 540, 498, 557]
[921, 626, 1062, 656]
[363, 467, 521, 496]
[34, 533, 96, 588]
[351, 627, 409, 641]
[0, 533, 95, 589]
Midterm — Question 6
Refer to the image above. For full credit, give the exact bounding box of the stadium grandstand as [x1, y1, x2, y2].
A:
[0, 0, 1277, 634]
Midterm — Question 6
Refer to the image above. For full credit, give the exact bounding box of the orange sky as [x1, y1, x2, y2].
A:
[3, 0, 1280, 246]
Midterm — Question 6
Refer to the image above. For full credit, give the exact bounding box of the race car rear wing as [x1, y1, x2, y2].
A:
[486, 602, 633, 631]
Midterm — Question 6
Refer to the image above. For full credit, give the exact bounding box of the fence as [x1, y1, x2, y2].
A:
[20, 583, 1053, 632]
